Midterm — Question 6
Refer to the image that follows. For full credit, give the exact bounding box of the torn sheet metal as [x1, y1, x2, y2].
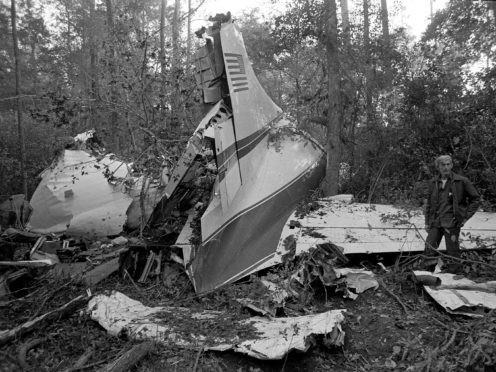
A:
[236, 298, 274, 317]
[156, 19, 325, 293]
[234, 277, 292, 317]
[334, 268, 379, 300]
[261, 278, 290, 305]
[261, 266, 377, 303]
[29, 150, 133, 238]
[88, 291, 345, 360]
[413, 270, 496, 317]
[209, 310, 346, 359]
[334, 268, 379, 293]
[276, 197, 496, 257]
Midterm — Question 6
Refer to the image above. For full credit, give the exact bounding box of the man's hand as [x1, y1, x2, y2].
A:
[425, 225, 429, 232]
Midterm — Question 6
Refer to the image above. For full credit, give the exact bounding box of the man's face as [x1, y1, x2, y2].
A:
[437, 159, 453, 177]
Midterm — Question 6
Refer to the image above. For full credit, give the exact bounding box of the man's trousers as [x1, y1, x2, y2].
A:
[425, 226, 461, 257]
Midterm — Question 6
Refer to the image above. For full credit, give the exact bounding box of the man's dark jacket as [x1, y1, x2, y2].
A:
[425, 172, 480, 228]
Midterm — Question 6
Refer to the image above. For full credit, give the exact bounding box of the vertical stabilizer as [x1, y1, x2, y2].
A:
[220, 22, 282, 141]
[162, 17, 327, 294]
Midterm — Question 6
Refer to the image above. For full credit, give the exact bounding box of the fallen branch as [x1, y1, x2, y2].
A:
[0, 294, 89, 346]
[66, 357, 113, 372]
[430, 316, 469, 335]
[64, 346, 95, 371]
[192, 343, 205, 372]
[30, 280, 75, 320]
[439, 329, 458, 353]
[96, 342, 155, 372]
[414, 329, 460, 370]
[65, 353, 118, 372]
[17, 337, 45, 370]
[378, 278, 411, 314]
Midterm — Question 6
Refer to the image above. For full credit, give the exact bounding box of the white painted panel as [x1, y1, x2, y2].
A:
[214, 119, 241, 211]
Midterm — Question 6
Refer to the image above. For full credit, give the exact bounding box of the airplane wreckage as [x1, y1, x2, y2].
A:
[15, 18, 496, 297]
[3, 17, 496, 362]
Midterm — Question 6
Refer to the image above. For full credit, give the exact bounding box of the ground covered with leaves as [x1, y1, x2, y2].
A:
[1, 251, 495, 372]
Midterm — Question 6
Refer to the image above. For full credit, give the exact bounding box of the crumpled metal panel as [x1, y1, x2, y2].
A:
[88, 291, 346, 360]
[29, 150, 132, 238]
[414, 271, 496, 317]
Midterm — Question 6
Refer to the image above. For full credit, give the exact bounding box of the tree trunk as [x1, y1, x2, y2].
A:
[64, 0, 71, 53]
[340, 0, 350, 45]
[89, 0, 98, 132]
[160, 0, 167, 111]
[105, 0, 120, 152]
[489, 1, 496, 28]
[363, 0, 370, 61]
[172, 0, 180, 70]
[339, 0, 352, 174]
[60, 0, 76, 97]
[96, 342, 155, 372]
[380, 0, 391, 86]
[160, 0, 167, 77]
[187, 0, 192, 66]
[363, 0, 374, 127]
[25, 0, 37, 93]
[324, 0, 342, 196]
[10, 0, 28, 197]
[171, 0, 181, 129]
[295, 77, 301, 126]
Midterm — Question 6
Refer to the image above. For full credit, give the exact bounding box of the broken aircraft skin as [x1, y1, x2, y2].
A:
[28, 131, 161, 238]
[151, 17, 326, 294]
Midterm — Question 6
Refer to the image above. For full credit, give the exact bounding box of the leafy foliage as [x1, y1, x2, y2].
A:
[254, 0, 496, 208]
[0, 0, 495, 211]
[0, 0, 202, 198]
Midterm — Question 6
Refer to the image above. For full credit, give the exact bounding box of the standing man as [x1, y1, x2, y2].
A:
[424, 155, 480, 263]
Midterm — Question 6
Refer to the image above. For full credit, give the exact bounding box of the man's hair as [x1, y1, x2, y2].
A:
[434, 155, 452, 168]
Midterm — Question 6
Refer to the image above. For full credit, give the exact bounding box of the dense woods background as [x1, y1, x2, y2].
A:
[1, 0, 495, 209]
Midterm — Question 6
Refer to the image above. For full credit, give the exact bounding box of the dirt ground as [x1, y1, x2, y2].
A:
[1, 251, 495, 372]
